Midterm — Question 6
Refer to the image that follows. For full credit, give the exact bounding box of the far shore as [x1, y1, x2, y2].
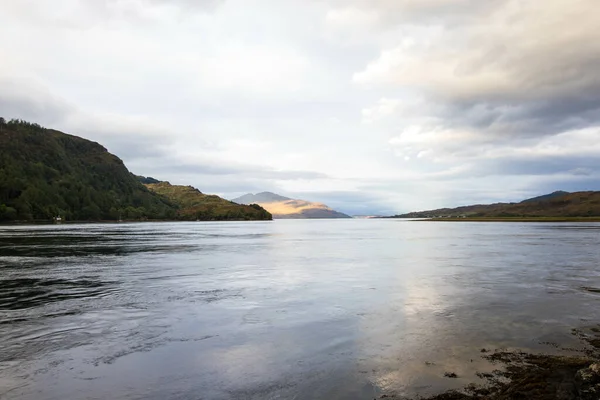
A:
[422, 217, 600, 222]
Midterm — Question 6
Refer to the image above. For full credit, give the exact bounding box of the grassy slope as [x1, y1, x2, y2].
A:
[145, 182, 272, 221]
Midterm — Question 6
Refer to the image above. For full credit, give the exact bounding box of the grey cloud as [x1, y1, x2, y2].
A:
[355, 0, 600, 140]
[569, 168, 593, 177]
[160, 163, 247, 177]
[417, 153, 600, 182]
[330, 0, 503, 25]
[0, 80, 177, 160]
[478, 155, 600, 178]
[0, 79, 72, 125]
[2, 0, 223, 31]
[531, 177, 600, 195]
[76, 129, 172, 161]
[154, 161, 329, 180]
[90, 0, 227, 17]
[144, 0, 224, 11]
[440, 95, 600, 138]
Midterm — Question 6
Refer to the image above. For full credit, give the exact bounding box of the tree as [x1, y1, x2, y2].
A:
[0, 204, 17, 220]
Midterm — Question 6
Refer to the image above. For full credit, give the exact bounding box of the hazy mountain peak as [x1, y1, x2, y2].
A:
[520, 191, 570, 203]
[233, 192, 291, 204]
[231, 191, 351, 219]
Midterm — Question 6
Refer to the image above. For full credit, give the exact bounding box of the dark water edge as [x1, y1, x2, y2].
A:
[1, 220, 600, 399]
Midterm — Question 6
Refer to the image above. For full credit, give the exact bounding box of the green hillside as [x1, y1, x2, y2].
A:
[0, 118, 176, 221]
[145, 182, 272, 221]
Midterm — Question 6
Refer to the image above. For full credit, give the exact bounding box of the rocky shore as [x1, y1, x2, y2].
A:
[380, 325, 600, 400]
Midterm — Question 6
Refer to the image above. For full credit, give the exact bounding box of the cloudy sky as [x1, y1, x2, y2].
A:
[1, 0, 599, 215]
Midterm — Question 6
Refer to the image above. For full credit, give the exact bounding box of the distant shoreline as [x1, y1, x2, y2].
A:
[422, 217, 600, 222]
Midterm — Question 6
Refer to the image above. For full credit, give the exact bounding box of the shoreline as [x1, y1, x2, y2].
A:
[384, 325, 600, 400]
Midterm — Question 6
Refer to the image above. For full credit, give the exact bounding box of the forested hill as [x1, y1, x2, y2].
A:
[0, 118, 177, 221]
[0, 118, 270, 222]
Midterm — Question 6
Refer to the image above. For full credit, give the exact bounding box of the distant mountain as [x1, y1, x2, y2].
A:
[388, 191, 600, 218]
[232, 192, 351, 219]
[145, 182, 271, 221]
[519, 190, 570, 203]
[0, 118, 271, 222]
[232, 191, 291, 204]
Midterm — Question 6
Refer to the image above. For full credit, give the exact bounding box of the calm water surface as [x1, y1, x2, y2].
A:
[1, 220, 600, 399]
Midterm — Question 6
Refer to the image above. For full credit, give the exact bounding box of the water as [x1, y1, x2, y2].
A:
[1, 220, 600, 399]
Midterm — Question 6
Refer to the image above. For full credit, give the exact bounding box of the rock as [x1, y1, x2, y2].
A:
[576, 367, 597, 384]
[579, 383, 600, 400]
[577, 363, 600, 383]
[576, 363, 600, 399]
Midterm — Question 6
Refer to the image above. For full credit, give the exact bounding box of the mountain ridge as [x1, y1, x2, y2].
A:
[388, 191, 600, 218]
[519, 190, 570, 204]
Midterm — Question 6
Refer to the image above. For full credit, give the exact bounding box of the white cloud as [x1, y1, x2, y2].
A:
[361, 98, 402, 124]
[192, 44, 312, 95]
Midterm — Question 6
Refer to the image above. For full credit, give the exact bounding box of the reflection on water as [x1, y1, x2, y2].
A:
[1, 221, 600, 399]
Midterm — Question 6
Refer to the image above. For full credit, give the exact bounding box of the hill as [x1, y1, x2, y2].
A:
[0, 118, 176, 221]
[232, 192, 351, 219]
[145, 182, 271, 221]
[0, 118, 271, 222]
[519, 190, 570, 203]
[389, 191, 600, 219]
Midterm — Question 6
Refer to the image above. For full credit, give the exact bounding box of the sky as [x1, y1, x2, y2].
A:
[1, 0, 599, 215]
